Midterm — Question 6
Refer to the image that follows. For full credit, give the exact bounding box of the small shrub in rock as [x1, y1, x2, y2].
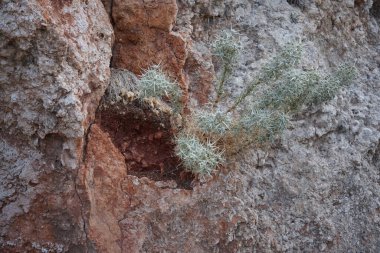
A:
[306, 63, 357, 105]
[181, 36, 355, 174]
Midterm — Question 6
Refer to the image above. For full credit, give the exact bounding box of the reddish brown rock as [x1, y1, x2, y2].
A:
[184, 42, 215, 105]
[0, 0, 113, 251]
[78, 124, 128, 253]
[108, 0, 217, 107]
[111, 0, 188, 89]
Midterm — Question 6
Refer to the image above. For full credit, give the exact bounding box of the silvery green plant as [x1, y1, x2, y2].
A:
[174, 134, 224, 175]
[192, 108, 233, 135]
[237, 109, 289, 142]
[306, 63, 357, 106]
[227, 42, 303, 112]
[138, 65, 182, 112]
[259, 70, 320, 112]
[125, 37, 356, 176]
[259, 63, 357, 112]
[211, 29, 243, 105]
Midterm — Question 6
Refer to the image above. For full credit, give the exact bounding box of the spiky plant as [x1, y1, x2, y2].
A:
[227, 42, 303, 112]
[259, 70, 320, 112]
[138, 65, 182, 112]
[175, 134, 224, 175]
[306, 63, 357, 106]
[211, 29, 243, 105]
[192, 108, 233, 135]
[119, 39, 357, 176]
[237, 109, 289, 143]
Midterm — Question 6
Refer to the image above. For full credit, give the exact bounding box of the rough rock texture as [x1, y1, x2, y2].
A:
[104, 0, 380, 252]
[109, 0, 216, 105]
[78, 124, 128, 253]
[111, 0, 187, 82]
[1, 0, 380, 252]
[0, 0, 113, 251]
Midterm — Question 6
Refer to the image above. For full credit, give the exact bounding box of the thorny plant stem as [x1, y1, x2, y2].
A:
[213, 65, 231, 108]
[226, 77, 262, 113]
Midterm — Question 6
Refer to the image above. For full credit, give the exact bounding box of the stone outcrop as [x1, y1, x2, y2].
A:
[1, 0, 380, 252]
[0, 0, 113, 251]
[109, 0, 216, 105]
[78, 124, 128, 253]
[111, 0, 187, 83]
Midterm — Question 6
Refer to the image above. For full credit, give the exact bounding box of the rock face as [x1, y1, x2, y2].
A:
[111, 0, 187, 82]
[0, 0, 113, 251]
[1, 0, 380, 252]
[110, 0, 215, 105]
[78, 124, 128, 253]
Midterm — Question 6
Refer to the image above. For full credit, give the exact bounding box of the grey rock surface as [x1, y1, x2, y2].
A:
[0, 0, 113, 251]
[1, 0, 379, 252]
[119, 0, 380, 252]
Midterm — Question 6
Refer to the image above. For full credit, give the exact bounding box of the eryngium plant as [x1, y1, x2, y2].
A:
[175, 134, 224, 175]
[127, 37, 357, 176]
[306, 63, 357, 106]
[138, 65, 182, 112]
[259, 70, 320, 112]
[259, 64, 357, 112]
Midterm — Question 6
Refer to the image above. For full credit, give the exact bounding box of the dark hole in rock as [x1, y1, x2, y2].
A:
[287, 0, 306, 9]
[38, 133, 64, 170]
[96, 102, 194, 189]
[371, 0, 380, 19]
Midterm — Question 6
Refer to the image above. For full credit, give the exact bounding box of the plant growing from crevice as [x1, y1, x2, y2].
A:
[137, 65, 183, 113]
[177, 31, 356, 175]
[105, 31, 357, 177]
[174, 134, 224, 175]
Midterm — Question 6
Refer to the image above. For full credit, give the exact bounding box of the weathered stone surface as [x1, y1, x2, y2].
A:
[110, 0, 218, 105]
[78, 124, 128, 253]
[0, 0, 113, 251]
[1, 0, 380, 252]
[104, 0, 380, 252]
[111, 0, 187, 81]
[185, 41, 215, 105]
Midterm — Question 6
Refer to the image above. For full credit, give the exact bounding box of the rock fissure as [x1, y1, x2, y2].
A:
[95, 102, 194, 189]
[73, 175, 90, 253]
[81, 122, 94, 164]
